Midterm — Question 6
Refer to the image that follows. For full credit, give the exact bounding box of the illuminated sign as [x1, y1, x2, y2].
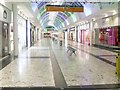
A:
[46, 5, 84, 12]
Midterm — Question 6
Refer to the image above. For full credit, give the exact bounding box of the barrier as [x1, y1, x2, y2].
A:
[116, 53, 120, 78]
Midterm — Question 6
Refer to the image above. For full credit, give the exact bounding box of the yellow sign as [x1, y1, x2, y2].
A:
[46, 6, 84, 12]
[116, 53, 120, 78]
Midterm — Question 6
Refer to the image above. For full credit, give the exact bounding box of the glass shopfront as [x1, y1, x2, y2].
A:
[30, 23, 35, 46]
[93, 26, 119, 46]
[118, 26, 120, 46]
[0, 21, 9, 58]
[78, 23, 90, 45]
[78, 30, 90, 45]
[99, 26, 118, 46]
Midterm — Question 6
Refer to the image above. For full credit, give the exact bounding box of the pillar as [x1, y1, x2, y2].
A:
[90, 20, 94, 46]
[74, 26, 76, 42]
[65, 30, 68, 47]
[13, 4, 18, 57]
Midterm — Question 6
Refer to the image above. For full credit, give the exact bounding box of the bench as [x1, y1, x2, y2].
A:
[67, 46, 76, 56]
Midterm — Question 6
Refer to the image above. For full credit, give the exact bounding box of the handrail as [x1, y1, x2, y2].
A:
[0, 55, 10, 62]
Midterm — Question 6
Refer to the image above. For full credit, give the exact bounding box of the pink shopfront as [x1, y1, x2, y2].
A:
[79, 30, 90, 45]
[78, 23, 90, 46]
[99, 26, 118, 46]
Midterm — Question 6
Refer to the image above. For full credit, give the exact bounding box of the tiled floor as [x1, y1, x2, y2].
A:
[0, 46, 55, 87]
[68, 40, 117, 64]
[37, 39, 119, 86]
[51, 40, 118, 86]
[0, 38, 120, 89]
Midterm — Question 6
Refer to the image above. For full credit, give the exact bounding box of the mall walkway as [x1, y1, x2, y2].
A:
[0, 38, 120, 90]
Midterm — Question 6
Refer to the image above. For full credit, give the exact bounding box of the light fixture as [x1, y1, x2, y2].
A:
[112, 10, 117, 15]
[104, 14, 108, 17]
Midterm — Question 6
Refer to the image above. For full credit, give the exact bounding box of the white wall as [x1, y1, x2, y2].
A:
[94, 14, 118, 28]
[0, 4, 11, 23]
[0, 0, 12, 10]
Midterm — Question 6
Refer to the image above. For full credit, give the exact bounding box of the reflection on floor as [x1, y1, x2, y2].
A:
[52, 40, 118, 86]
[0, 46, 55, 87]
[0, 38, 120, 89]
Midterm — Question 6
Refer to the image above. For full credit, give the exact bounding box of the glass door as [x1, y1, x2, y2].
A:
[2, 22, 9, 57]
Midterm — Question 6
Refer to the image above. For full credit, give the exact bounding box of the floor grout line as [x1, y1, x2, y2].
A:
[49, 40, 67, 88]
[68, 43, 116, 67]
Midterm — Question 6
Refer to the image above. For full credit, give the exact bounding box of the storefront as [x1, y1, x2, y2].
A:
[0, 4, 11, 59]
[118, 26, 120, 46]
[98, 26, 118, 46]
[30, 23, 35, 46]
[68, 27, 75, 41]
[78, 23, 90, 45]
[93, 13, 120, 47]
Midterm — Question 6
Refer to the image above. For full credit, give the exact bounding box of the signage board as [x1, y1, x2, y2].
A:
[46, 5, 84, 12]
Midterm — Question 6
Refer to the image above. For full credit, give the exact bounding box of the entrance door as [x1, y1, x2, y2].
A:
[30, 29, 32, 46]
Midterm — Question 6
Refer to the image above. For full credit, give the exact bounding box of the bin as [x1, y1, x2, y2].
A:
[116, 53, 120, 78]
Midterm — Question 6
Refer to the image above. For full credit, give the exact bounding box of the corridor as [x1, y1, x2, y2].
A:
[0, 38, 120, 89]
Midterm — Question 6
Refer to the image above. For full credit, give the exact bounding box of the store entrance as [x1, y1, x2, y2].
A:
[0, 21, 9, 58]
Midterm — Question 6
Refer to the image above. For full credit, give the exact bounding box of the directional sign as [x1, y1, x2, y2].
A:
[46, 5, 84, 12]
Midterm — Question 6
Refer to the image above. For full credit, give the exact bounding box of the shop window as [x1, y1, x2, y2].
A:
[98, 27, 118, 46]
[0, 22, 9, 58]
[118, 26, 120, 46]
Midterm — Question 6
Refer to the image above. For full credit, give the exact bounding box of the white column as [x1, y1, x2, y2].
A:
[39, 29, 41, 40]
[8, 23, 11, 53]
[37, 28, 40, 41]
[65, 31, 68, 47]
[74, 26, 76, 42]
[0, 22, 2, 57]
[35, 27, 37, 42]
[90, 21, 93, 46]
[13, 4, 18, 57]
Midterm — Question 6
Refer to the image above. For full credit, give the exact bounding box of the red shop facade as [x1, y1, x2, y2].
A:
[99, 26, 119, 46]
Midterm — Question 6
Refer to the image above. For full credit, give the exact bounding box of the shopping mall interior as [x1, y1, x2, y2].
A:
[0, 0, 120, 90]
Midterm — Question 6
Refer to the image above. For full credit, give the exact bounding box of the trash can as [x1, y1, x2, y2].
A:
[60, 40, 62, 46]
[116, 53, 120, 78]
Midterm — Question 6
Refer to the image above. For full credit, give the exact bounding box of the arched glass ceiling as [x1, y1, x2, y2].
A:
[41, 12, 49, 19]
[31, 0, 116, 30]
[54, 17, 65, 27]
[31, 0, 82, 30]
